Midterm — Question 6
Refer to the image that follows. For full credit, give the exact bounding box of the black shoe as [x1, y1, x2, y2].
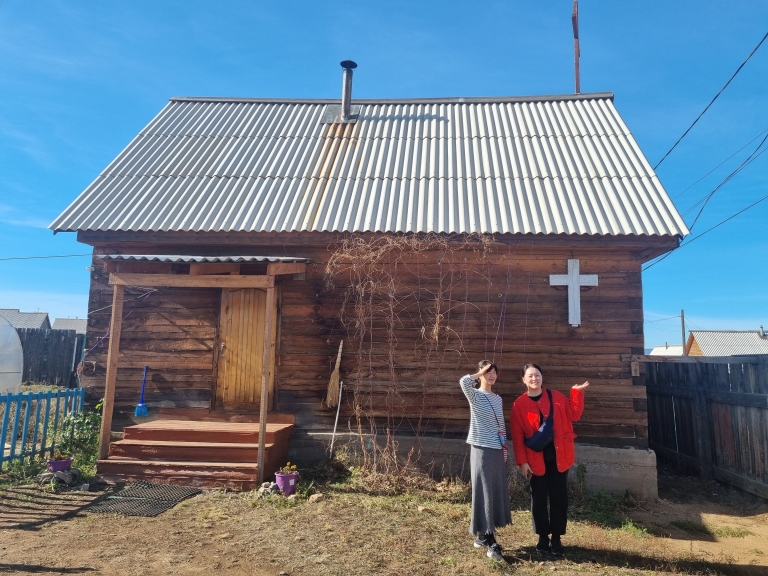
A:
[474, 532, 495, 549]
[550, 535, 565, 557]
[535, 535, 550, 555]
[486, 542, 504, 563]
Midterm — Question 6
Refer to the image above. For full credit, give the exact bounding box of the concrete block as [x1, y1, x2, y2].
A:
[573, 444, 658, 499]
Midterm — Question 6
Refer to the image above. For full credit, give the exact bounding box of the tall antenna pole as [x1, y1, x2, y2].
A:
[572, 0, 581, 93]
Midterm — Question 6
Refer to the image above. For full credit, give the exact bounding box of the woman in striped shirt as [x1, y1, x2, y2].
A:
[460, 360, 511, 563]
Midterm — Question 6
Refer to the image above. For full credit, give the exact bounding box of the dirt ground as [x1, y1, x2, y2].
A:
[0, 464, 767, 576]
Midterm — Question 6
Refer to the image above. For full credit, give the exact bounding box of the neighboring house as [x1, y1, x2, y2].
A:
[649, 344, 684, 356]
[686, 329, 768, 356]
[0, 309, 51, 330]
[49, 65, 688, 493]
[52, 318, 88, 335]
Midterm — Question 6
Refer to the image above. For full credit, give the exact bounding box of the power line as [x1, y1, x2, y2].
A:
[685, 135, 768, 229]
[654, 31, 768, 170]
[0, 253, 93, 262]
[644, 189, 768, 271]
[673, 127, 768, 201]
[645, 315, 681, 323]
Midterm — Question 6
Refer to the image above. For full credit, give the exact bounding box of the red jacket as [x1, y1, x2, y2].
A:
[510, 388, 584, 475]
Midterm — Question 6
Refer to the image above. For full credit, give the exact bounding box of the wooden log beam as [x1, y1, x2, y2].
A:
[98, 284, 125, 460]
[267, 262, 306, 276]
[110, 273, 271, 289]
[258, 285, 276, 483]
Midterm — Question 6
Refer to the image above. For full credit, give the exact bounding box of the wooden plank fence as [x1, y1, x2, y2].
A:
[15, 329, 85, 387]
[0, 388, 86, 470]
[642, 355, 768, 500]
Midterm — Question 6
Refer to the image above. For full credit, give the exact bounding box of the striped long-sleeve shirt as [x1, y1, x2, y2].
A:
[460, 375, 507, 449]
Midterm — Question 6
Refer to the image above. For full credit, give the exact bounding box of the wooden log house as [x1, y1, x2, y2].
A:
[50, 66, 688, 491]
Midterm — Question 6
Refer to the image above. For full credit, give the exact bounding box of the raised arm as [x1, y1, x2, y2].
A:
[459, 363, 494, 404]
[567, 381, 589, 421]
[459, 374, 477, 403]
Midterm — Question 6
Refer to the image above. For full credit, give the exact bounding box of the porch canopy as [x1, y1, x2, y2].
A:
[97, 254, 307, 482]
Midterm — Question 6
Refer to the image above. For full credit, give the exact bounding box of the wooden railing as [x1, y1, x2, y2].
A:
[0, 388, 86, 470]
[639, 355, 768, 500]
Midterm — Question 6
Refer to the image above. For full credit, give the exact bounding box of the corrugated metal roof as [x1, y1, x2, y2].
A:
[50, 94, 689, 237]
[0, 309, 51, 330]
[52, 318, 87, 334]
[649, 344, 684, 356]
[97, 255, 307, 263]
[690, 331, 768, 356]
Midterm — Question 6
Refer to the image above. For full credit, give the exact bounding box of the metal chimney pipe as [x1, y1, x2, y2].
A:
[340, 60, 357, 121]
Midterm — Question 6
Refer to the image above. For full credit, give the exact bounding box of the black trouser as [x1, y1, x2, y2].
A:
[530, 459, 569, 536]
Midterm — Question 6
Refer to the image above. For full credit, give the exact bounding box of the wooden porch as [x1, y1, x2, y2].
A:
[97, 417, 294, 490]
[93, 256, 306, 490]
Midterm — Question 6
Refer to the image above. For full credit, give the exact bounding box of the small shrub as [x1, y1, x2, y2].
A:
[620, 518, 649, 538]
[571, 488, 623, 527]
[296, 480, 317, 500]
[711, 525, 752, 538]
[0, 456, 47, 487]
[59, 400, 102, 477]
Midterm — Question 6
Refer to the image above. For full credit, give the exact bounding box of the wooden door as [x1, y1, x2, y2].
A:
[215, 288, 266, 409]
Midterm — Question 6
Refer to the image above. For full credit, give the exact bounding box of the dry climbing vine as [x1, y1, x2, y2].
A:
[324, 233, 508, 477]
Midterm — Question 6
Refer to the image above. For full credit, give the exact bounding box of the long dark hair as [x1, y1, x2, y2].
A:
[473, 359, 499, 388]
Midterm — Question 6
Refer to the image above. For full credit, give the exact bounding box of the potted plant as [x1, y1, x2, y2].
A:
[274, 462, 299, 496]
[47, 451, 74, 473]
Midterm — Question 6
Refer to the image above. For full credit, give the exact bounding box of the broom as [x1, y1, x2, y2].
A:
[134, 365, 149, 417]
[324, 341, 343, 408]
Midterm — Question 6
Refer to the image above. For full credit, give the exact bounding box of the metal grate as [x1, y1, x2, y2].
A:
[88, 497, 177, 517]
[89, 481, 202, 517]
[116, 480, 201, 502]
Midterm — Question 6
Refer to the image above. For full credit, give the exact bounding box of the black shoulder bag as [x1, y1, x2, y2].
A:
[524, 389, 554, 452]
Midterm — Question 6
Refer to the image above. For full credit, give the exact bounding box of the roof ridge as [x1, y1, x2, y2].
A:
[692, 330, 761, 333]
[169, 92, 615, 105]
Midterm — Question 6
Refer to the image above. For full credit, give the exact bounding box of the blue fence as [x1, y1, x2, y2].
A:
[0, 388, 86, 470]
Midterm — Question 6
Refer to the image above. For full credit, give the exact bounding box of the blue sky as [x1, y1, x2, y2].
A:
[0, 1, 766, 349]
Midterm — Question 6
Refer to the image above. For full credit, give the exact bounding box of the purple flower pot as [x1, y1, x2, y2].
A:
[47, 457, 73, 473]
[274, 472, 299, 496]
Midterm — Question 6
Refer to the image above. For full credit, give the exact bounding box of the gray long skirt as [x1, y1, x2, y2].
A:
[469, 445, 512, 534]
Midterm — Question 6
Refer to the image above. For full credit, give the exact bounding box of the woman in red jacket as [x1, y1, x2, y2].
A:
[510, 363, 589, 557]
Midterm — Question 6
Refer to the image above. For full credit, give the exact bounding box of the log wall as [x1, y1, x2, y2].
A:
[80, 263, 219, 424]
[80, 235, 650, 447]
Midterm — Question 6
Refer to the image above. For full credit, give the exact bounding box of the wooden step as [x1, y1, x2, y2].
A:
[122, 420, 293, 444]
[108, 439, 272, 463]
[96, 459, 260, 490]
[100, 419, 294, 490]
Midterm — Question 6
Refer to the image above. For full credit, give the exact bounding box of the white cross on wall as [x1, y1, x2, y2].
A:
[549, 259, 598, 327]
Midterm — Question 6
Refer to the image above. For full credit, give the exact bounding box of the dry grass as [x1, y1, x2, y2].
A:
[1, 461, 767, 575]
